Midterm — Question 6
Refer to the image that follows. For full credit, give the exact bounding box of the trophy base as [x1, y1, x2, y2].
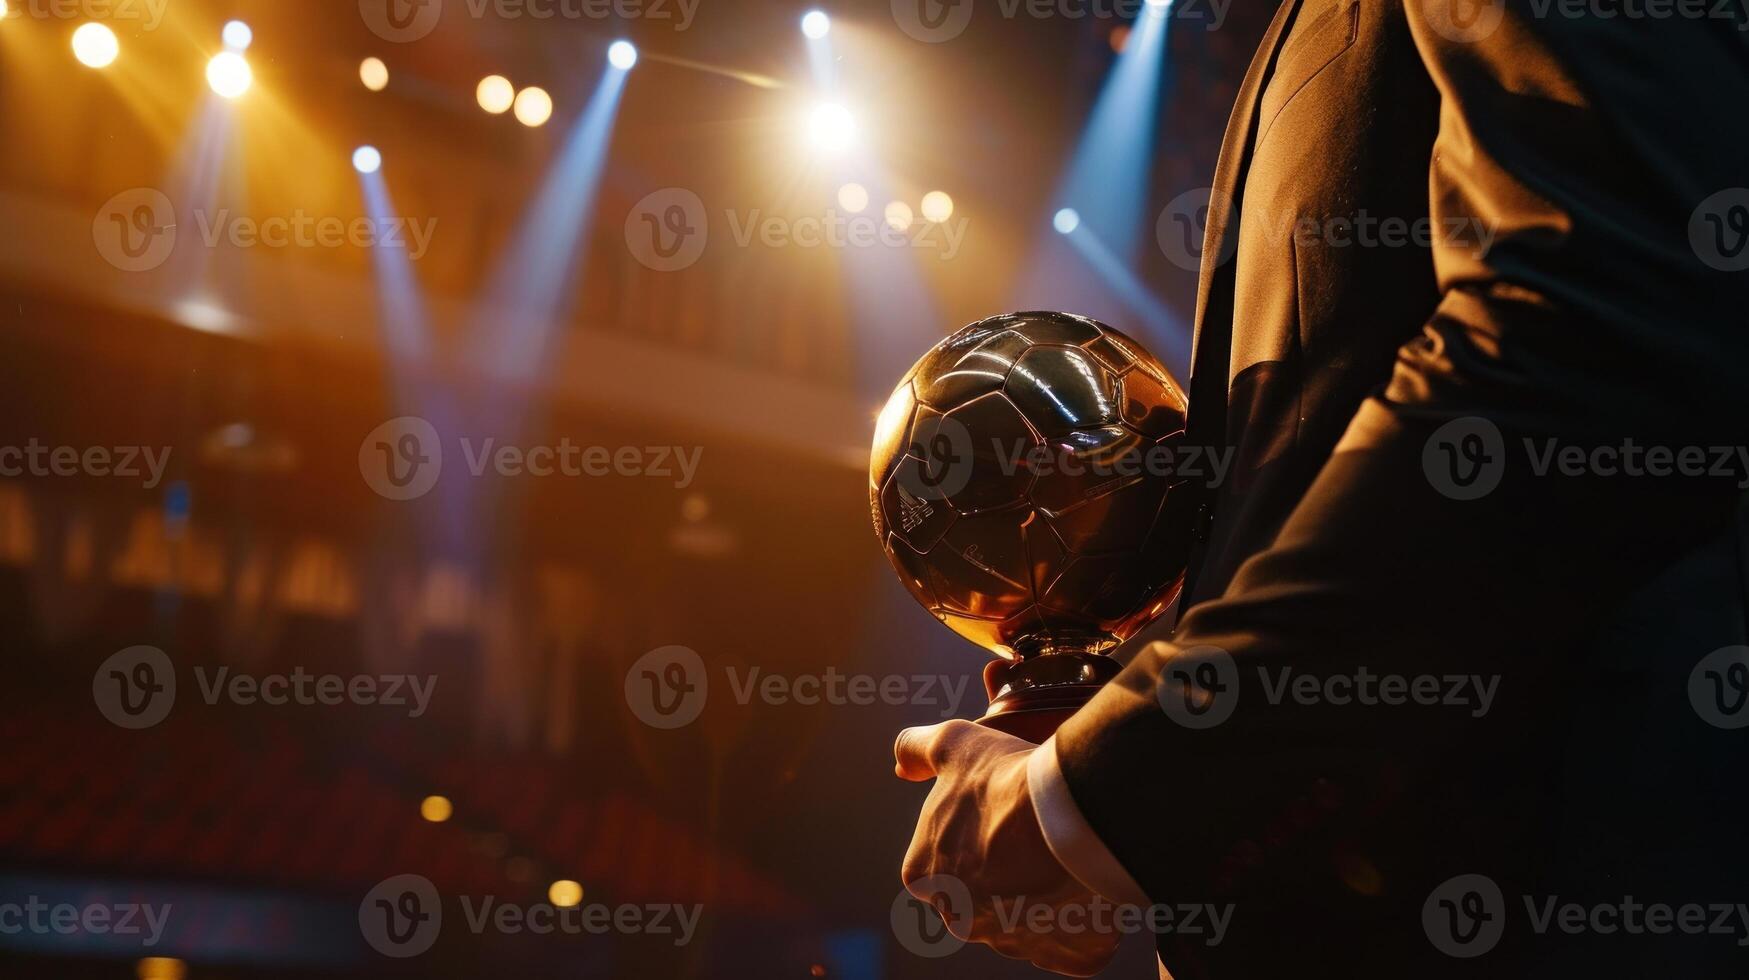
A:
[975, 651, 1122, 744]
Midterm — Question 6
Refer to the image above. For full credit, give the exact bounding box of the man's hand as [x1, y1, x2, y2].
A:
[895, 719, 1120, 976]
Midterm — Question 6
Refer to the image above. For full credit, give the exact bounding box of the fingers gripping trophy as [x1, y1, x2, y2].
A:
[870, 311, 1194, 743]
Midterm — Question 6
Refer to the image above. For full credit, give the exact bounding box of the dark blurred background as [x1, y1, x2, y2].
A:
[0, 0, 1270, 975]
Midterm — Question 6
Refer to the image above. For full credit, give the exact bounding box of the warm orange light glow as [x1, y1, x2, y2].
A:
[547, 879, 584, 907]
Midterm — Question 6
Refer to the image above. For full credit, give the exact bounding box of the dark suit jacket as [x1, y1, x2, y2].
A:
[1054, 1, 1749, 975]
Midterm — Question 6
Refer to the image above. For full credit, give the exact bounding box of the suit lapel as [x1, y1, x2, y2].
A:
[1178, 0, 1303, 606]
[1186, 0, 1304, 440]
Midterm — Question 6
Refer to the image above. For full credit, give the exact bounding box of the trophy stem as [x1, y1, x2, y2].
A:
[977, 640, 1122, 743]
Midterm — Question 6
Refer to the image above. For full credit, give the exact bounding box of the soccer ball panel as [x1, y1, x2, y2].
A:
[1005, 346, 1122, 437]
[1045, 470, 1171, 556]
[941, 392, 1038, 514]
[870, 380, 916, 492]
[885, 532, 941, 610]
[930, 511, 1033, 619]
[1028, 425, 1150, 516]
[1082, 333, 1138, 375]
[1006, 311, 1102, 346]
[1120, 371, 1188, 442]
[916, 329, 1033, 408]
[879, 460, 956, 554]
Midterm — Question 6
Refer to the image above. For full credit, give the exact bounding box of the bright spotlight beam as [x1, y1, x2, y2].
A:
[802, 10, 836, 89]
[474, 64, 631, 378]
[1060, 223, 1187, 363]
[608, 40, 637, 70]
[1054, 3, 1172, 259]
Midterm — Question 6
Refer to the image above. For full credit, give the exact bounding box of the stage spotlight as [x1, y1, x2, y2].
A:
[352, 145, 382, 174]
[885, 201, 913, 231]
[221, 19, 252, 51]
[801, 9, 831, 37]
[71, 23, 118, 68]
[360, 57, 389, 92]
[206, 51, 252, 99]
[513, 86, 553, 127]
[476, 74, 514, 114]
[921, 191, 954, 223]
[548, 880, 584, 908]
[838, 182, 868, 213]
[608, 40, 637, 70]
[1054, 207, 1081, 234]
[805, 102, 856, 154]
[1144, 0, 1172, 8]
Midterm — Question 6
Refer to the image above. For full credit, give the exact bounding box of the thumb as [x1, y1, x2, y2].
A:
[893, 722, 948, 782]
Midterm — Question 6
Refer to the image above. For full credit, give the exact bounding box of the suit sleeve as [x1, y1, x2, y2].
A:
[1051, 0, 1749, 911]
